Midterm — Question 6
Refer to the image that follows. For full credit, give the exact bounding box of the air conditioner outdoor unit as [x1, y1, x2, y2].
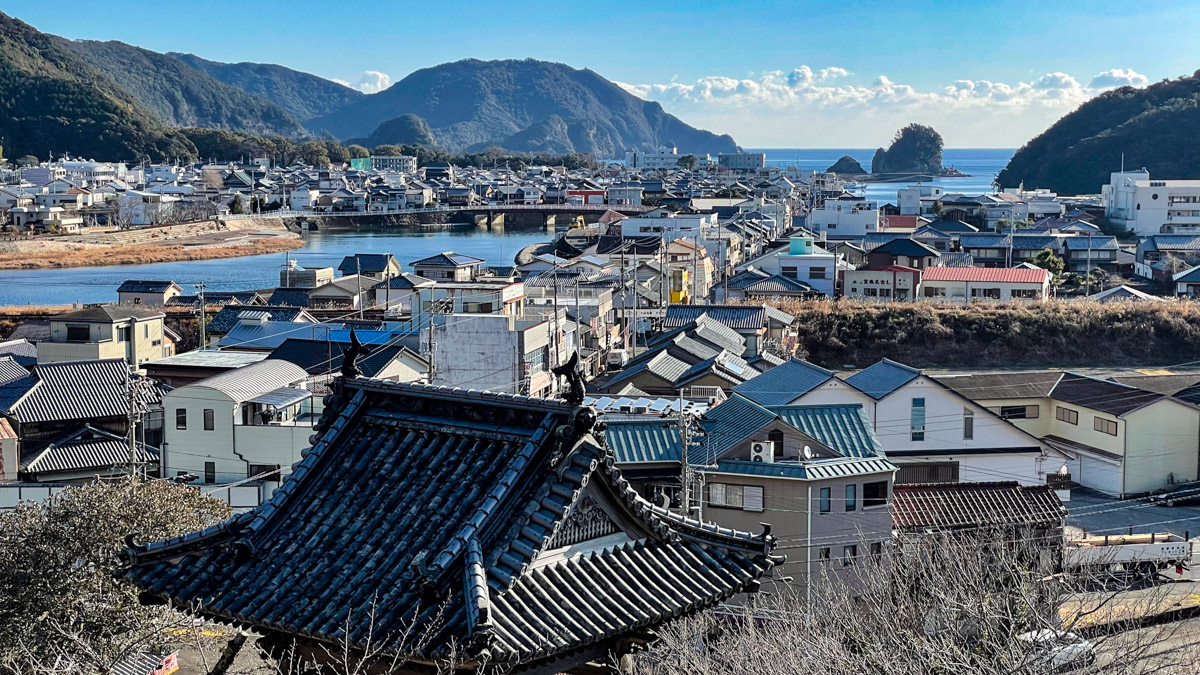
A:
[750, 441, 775, 463]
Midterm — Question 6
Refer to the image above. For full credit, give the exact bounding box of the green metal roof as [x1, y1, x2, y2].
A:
[711, 457, 896, 481]
[605, 419, 688, 464]
[767, 403, 883, 458]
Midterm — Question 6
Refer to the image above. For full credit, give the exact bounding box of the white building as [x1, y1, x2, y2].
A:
[371, 155, 418, 173]
[808, 197, 880, 239]
[740, 236, 840, 297]
[897, 185, 943, 216]
[920, 266, 1050, 303]
[421, 311, 570, 398]
[624, 147, 685, 171]
[620, 211, 717, 239]
[160, 360, 315, 486]
[717, 153, 766, 171]
[1103, 170, 1200, 236]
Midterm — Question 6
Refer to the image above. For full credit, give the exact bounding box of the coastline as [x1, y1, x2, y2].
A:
[0, 217, 303, 270]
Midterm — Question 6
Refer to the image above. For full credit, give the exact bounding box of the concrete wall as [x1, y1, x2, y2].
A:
[1124, 400, 1200, 495]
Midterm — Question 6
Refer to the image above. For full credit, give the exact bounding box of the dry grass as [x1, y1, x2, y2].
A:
[766, 297, 1200, 369]
[0, 238, 303, 270]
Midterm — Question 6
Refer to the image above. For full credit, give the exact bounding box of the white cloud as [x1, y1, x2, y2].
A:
[333, 70, 393, 94]
[1089, 68, 1149, 89]
[615, 66, 1149, 146]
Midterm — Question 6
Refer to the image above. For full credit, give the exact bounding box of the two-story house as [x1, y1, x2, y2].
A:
[36, 306, 175, 368]
[116, 280, 184, 307]
[410, 252, 486, 281]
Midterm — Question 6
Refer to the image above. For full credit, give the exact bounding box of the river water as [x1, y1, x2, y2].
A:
[0, 149, 1015, 307]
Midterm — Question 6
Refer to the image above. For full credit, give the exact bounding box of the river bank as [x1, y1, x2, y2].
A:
[0, 217, 302, 270]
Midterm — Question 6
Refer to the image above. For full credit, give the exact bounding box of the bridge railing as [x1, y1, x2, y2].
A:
[220, 202, 650, 221]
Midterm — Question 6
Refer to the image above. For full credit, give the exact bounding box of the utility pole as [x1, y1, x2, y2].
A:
[125, 370, 152, 480]
[1086, 233, 1093, 296]
[678, 389, 690, 514]
[356, 256, 364, 319]
[195, 282, 207, 349]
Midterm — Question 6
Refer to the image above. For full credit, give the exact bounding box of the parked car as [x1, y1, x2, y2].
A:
[606, 349, 629, 370]
[1016, 630, 1096, 672]
[1148, 483, 1200, 507]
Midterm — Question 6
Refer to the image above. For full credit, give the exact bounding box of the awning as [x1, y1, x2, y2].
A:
[248, 387, 311, 408]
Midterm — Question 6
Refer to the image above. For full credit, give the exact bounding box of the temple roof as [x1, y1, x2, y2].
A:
[122, 379, 775, 670]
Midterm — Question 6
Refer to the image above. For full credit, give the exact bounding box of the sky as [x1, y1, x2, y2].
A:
[4, 0, 1199, 148]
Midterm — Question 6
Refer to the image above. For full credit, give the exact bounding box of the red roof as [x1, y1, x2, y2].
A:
[922, 266, 1049, 284]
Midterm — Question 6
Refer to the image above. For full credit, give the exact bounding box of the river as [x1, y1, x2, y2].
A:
[0, 148, 1015, 307]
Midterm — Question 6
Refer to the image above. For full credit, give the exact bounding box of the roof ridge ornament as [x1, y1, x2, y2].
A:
[551, 351, 584, 406]
[340, 329, 363, 379]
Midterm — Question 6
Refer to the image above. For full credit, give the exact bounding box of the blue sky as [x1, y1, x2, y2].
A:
[5, 0, 1198, 147]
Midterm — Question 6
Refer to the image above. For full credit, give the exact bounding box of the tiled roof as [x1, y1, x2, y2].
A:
[605, 418, 688, 464]
[11, 359, 164, 424]
[1142, 235, 1200, 252]
[921, 266, 1049, 284]
[265, 288, 312, 307]
[337, 254, 397, 274]
[1089, 285, 1163, 303]
[664, 305, 767, 330]
[744, 275, 815, 295]
[0, 357, 30, 387]
[712, 456, 895, 481]
[0, 339, 37, 367]
[767, 403, 883, 458]
[1173, 265, 1200, 283]
[870, 238, 940, 258]
[52, 305, 164, 322]
[372, 272, 433, 290]
[844, 359, 921, 400]
[23, 426, 157, 477]
[732, 359, 833, 406]
[410, 251, 485, 267]
[123, 381, 775, 670]
[207, 305, 311, 334]
[116, 280, 180, 293]
[1050, 372, 1163, 417]
[924, 218, 978, 233]
[891, 482, 1066, 530]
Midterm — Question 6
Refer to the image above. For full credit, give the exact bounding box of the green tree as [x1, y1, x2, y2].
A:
[372, 144, 403, 156]
[676, 154, 699, 171]
[0, 479, 230, 671]
[16, 154, 38, 167]
[298, 140, 331, 166]
[325, 140, 350, 164]
[346, 144, 370, 159]
[1030, 249, 1065, 277]
[230, 195, 244, 215]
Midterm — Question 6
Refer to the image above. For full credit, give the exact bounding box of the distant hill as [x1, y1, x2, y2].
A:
[871, 124, 943, 176]
[170, 53, 364, 122]
[307, 58, 738, 156]
[355, 114, 438, 148]
[0, 12, 195, 161]
[63, 40, 306, 137]
[826, 155, 866, 174]
[997, 72, 1200, 195]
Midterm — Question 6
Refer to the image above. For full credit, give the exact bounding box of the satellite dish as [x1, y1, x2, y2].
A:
[802, 445, 814, 459]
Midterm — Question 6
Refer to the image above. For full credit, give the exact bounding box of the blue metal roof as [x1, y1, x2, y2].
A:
[698, 395, 778, 461]
[844, 359, 921, 400]
[605, 419, 688, 464]
[767, 403, 883, 458]
[732, 359, 833, 406]
[712, 456, 896, 480]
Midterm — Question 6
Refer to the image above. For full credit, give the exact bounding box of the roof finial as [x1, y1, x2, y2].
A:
[552, 351, 584, 406]
[341, 329, 363, 379]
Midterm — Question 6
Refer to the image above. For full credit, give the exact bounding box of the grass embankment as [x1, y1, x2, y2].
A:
[767, 299, 1200, 369]
[0, 237, 303, 270]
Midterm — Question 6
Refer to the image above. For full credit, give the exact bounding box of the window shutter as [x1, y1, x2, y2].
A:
[709, 483, 726, 507]
[743, 486, 764, 512]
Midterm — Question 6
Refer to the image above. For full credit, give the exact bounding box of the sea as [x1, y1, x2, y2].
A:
[0, 149, 1014, 307]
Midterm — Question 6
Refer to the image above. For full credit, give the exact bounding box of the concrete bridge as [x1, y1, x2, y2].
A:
[224, 202, 653, 229]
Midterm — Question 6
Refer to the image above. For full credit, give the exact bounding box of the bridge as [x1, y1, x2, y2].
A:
[224, 202, 654, 228]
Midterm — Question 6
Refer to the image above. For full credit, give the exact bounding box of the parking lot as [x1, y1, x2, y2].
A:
[1067, 488, 1200, 543]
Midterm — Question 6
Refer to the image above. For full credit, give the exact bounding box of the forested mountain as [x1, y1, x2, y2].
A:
[170, 53, 364, 122]
[307, 58, 738, 156]
[353, 114, 438, 148]
[63, 40, 306, 137]
[997, 72, 1200, 195]
[0, 12, 195, 161]
[871, 124, 943, 176]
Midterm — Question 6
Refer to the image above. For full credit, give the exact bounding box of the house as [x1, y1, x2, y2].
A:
[116, 280, 184, 307]
[841, 266, 921, 301]
[808, 197, 880, 239]
[142, 350, 271, 388]
[371, 273, 435, 313]
[0, 339, 37, 368]
[411, 251, 486, 281]
[864, 238, 940, 270]
[1134, 234, 1200, 280]
[306, 276, 369, 309]
[938, 371, 1200, 497]
[336, 254, 400, 281]
[663, 305, 781, 357]
[920, 266, 1050, 302]
[36, 306, 175, 368]
[1173, 266, 1200, 296]
[122, 380, 776, 673]
[160, 360, 314, 487]
[717, 269, 818, 302]
[892, 482, 1066, 557]
[422, 311, 572, 398]
[738, 236, 841, 298]
[20, 425, 157, 483]
[204, 306, 316, 343]
[1062, 235, 1120, 273]
[697, 395, 897, 588]
[1088, 285, 1164, 304]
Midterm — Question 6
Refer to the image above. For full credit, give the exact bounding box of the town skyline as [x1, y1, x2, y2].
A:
[4, 0, 1198, 148]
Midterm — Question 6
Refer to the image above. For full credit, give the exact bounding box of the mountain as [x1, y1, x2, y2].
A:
[871, 124, 943, 175]
[170, 53, 365, 122]
[355, 113, 438, 148]
[306, 58, 738, 156]
[997, 72, 1200, 195]
[826, 155, 866, 174]
[0, 12, 195, 161]
[62, 40, 306, 137]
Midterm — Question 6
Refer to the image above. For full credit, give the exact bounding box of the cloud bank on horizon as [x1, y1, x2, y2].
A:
[334, 70, 393, 94]
[617, 67, 1150, 147]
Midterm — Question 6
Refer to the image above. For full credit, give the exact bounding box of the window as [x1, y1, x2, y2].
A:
[708, 483, 763, 511]
[843, 544, 858, 567]
[1000, 405, 1039, 420]
[203, 409, 215, 431]
[1094, 417, 1118, 436]
[203, 461, 215, 484]
[248, 464, 280, 480]
[143, 323, 149, 338]
[819, 547, 831, 562]
[175, 408, 187, 430]
[925, 286, 946, 297]
[1056, 406, 1079, 425]
[911, 398, 926, 441]
[896, 461, 959, 484]
[133, 297, 142, 304]
[870, 541, 883, 563]
[781, 266, 798, 279]
[66, 325, 90, 342]
[963, 408, 974, 440]
[845, 484, 857, 512]
[819, 487, 831, 513]
[863, 481, 888, 508]
[808, 267, 827, 280]
[116, 326, 131, 342]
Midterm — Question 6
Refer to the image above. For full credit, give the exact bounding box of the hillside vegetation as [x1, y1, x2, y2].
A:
[307, 58, 739, 156]
[353, 113, 438, 148]
[997, 72, 1200, 194]
[870, 124, 943, 175]
[0, 12, 195, 161]
[62, 40, 306, 137]
[768, 299, 1200, 369]
[170, 52, 364, 122]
